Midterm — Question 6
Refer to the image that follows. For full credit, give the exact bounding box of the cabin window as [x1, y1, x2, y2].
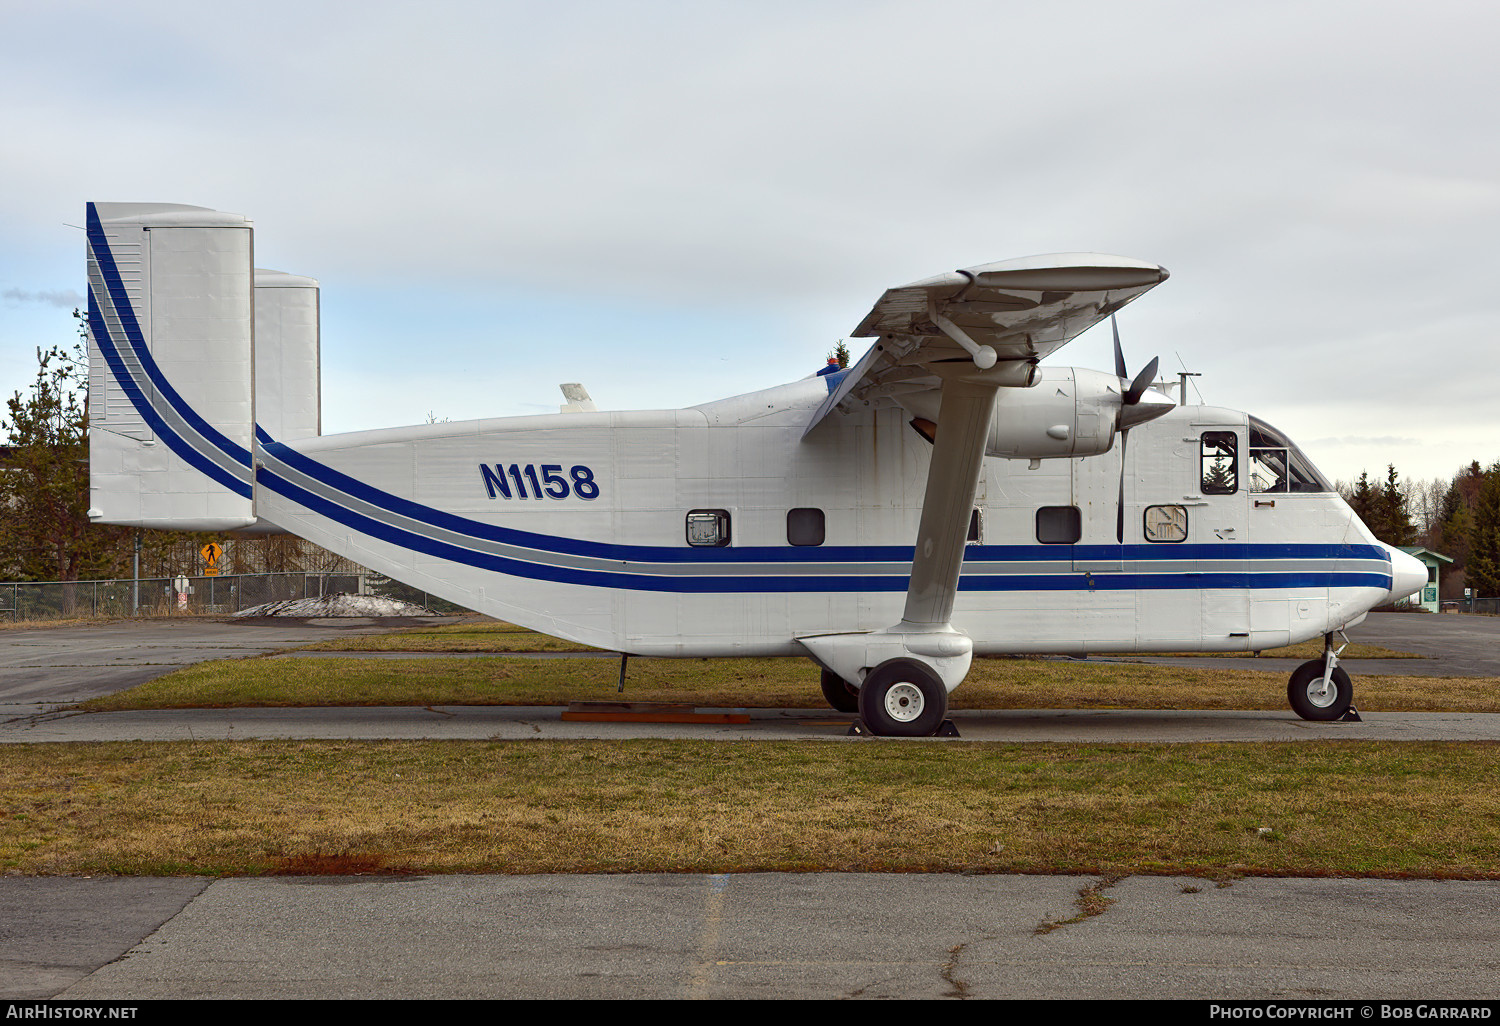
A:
[686, 510, 731, 547]
[1247, 417, 1333, 493]
[1201, 431, 1238, 494]
[1036, 505, 1081, 544]
[1144, 504, 1189, 543]
[787, 508, 825, 547]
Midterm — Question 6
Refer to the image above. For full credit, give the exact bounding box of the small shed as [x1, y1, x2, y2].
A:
[1398, 546, 1454, 613]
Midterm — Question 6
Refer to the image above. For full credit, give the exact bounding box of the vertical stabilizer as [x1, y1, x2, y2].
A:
[86, 202, 257, 531]
[254, 269, 321, 444]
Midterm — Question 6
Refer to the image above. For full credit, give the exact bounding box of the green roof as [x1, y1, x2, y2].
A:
[1399, 546, 1454, 564]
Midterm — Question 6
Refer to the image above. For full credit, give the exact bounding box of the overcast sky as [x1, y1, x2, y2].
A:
[3, 0, 1497, 501]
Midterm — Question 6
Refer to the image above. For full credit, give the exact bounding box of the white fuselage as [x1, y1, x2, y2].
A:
[253, 373, 1396, 658]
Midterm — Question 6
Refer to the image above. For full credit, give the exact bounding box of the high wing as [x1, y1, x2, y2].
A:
[796, 253, 1170, 719]
[804, 253, 1169, 437]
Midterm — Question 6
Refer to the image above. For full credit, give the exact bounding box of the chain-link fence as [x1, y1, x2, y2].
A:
[0, 572, 464, 622]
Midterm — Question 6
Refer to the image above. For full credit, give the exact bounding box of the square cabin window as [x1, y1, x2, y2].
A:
[1036, 506, 1082, 544]
[1201, 431, 1238, 495]
[1144, 504, 1189, 543]
[686, 510, 731, 547]
[787, 508, 825, 547]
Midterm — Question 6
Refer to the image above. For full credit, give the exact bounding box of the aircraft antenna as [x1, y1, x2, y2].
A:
[1174, 353, 1204, 406]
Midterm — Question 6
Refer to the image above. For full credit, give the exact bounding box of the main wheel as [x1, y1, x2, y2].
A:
[820, 667, 860, 713]
[1287, 659, 1354, 721]
[857, 658, 948, 737]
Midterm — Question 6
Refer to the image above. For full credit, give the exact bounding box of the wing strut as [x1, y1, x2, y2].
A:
[900, 366, 1003, 628]
[797, 360, 1031, 710]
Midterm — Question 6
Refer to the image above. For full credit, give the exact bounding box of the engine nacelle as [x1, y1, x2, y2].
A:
[985, 367, 1123, 459]
[899, 367, 1127, 460]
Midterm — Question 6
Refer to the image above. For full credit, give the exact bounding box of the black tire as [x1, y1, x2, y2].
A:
[857, 658, 948, 737]
[819, 667, 860, 713]
[1287, 659, 1354, 721]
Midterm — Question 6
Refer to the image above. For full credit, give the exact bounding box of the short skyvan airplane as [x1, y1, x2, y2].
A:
[83, 202, 1426, 736]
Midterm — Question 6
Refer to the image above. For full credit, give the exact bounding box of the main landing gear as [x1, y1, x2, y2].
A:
[1286, 630, 1358, 722]
[819, 667, 860, 713]
[818, 660, 951, 737]
[857, 659, 949, 737]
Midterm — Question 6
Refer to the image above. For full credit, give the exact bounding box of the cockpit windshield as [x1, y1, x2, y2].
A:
[1248, 417, 1333, 493]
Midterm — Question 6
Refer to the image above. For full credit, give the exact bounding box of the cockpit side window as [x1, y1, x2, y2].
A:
[1248, 417, 1333, 493]
[1201, 431, 1238, 494]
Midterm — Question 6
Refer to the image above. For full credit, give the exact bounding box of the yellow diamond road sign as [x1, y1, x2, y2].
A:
[202, 542, 222, 576]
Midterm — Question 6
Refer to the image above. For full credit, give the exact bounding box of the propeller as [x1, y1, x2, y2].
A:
[1112, 316, 1161, 543]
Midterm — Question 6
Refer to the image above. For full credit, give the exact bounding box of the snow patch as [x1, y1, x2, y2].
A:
[234, 593, 435, 618]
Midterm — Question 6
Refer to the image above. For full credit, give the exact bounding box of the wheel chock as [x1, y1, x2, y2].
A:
[1340, 705, 1362, 723]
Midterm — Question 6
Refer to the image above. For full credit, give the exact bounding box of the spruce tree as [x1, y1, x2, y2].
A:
[1467, 463, 1500, 598]
[1377, 464, 1416, 547]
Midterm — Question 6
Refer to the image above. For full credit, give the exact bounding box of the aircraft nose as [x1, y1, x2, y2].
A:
[1382, 544, 1428, 604]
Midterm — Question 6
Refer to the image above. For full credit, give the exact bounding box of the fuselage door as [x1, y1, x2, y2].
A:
[1070, 445, 1124, 574]
[1194, 424, 1251, 645]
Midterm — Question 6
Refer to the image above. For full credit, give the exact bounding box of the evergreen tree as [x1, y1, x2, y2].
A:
[0, 326, 133, 584]
[1441, 488, 1473, 571]
[1346, 471, 1377, 530]
[1376, 464, 1416, 547]
[1466, 463, 1500, 598]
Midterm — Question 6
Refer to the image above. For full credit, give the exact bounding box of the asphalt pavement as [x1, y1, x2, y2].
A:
[0, 615, 453, 717]
[6, 874, 1500, 1000]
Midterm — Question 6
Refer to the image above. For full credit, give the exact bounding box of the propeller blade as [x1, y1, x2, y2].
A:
[1112, 315, 1127, 381]
[1116, 429, 1128, 543]
[1124, 356, 1159, 406]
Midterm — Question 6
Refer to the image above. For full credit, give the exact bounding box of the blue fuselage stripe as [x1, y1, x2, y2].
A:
[256, 464, 1393, 594]
[261, 441, 1388, 569]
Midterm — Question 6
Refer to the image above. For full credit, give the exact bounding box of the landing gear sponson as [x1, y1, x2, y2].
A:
[797, 257, 1173, 735]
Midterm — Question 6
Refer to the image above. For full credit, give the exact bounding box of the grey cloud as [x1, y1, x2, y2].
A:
[3, 287, 84, 308]
[1304, 436, 1424, 449]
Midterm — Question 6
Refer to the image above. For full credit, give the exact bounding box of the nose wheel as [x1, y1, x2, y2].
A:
[1287, 632, 1356, 722]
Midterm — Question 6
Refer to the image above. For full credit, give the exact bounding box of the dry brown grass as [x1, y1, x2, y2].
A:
[75, 653, 1500, 714]
[302, 622, 598, 652]
[3, 739, 1498, 878]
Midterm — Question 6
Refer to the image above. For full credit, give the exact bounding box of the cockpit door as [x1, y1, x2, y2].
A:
[1193, 424, 1251, 646]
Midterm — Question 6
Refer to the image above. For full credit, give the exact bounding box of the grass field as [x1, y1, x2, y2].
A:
[75, 651, 1500, 713]
[4, 739, 1498, 878]
[18, 618, 1497, 881]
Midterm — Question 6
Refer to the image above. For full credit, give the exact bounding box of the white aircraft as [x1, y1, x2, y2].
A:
[83, 202, 1427, 736]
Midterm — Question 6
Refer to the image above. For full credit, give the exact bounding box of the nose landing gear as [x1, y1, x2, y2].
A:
[1287, 630, 1360, 722]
